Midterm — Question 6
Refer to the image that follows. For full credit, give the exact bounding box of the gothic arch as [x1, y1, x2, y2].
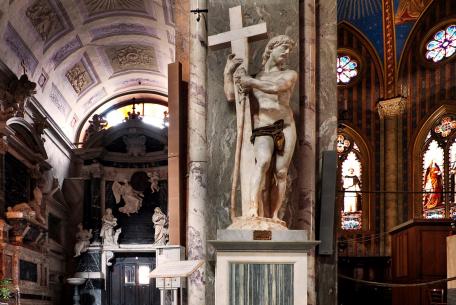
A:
[337, 123, 374, 232]
[410, 104, 456, 218]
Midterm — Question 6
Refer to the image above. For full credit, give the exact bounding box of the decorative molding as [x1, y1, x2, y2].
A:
[37, 69, 49, 91]
[377, 97, 407, 119]
[82, 88, 107, 113]
[167, 30, 175, 45]
[382, 0, 397, 97]
[49, 84, 72, 118]
[114, 77, 164, 92]
[162, 0, 175, 26]
[51, 36, 83, 68]
[4, 23, 39, 75]
[90, 23, 159, 41]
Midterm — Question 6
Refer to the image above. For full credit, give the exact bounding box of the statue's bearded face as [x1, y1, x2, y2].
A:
[270, 43, 291, 65]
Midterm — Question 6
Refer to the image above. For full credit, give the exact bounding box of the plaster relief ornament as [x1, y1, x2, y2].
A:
[123, 135, 146, 156]
[148, 171, 160, 193]
[100, 208, 121, 246]
[65, 63, 90, 95]
[112, 180, 144, 215]
[223, 35, 297, 230]
[113, 45, 156, 69]
[74, 223, 92, 257]
[152, 207, 168, 246]
[25, 0, 59, 41]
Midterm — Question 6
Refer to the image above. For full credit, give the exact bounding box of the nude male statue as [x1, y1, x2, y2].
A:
[224, 35, 297, 221]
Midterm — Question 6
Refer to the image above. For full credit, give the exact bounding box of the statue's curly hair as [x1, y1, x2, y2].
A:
[261, 35, 296, 66]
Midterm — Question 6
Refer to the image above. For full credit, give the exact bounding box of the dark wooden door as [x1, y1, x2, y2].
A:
[108, 253, 160, 305]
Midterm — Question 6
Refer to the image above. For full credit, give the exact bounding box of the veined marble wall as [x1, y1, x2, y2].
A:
[230, 263, 294, 305]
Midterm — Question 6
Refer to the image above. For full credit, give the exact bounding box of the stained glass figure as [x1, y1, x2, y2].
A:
[336, 134, 350, 154]
[341, 151, 362, 230]
[337, 55, 358, 84]
[425, 24, 456, 63]
[422, 140, 444, 218]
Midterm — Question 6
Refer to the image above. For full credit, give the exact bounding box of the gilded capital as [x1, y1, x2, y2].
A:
[377, 97, 407, 119]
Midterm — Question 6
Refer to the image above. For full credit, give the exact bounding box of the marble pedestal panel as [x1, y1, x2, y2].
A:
[210, 230, 319, 305]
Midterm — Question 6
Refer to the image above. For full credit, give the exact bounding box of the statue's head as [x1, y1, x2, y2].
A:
[262, 35, 296, 66]
[77, 223, 83, 230]
[106, 208, 112, 214]
[154, 207, 162, 213]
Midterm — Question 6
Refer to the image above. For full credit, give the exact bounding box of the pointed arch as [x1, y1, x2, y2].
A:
[410, 104, 456, 218]
[337, 123, 374, 232]
[338, 21, 385, 93]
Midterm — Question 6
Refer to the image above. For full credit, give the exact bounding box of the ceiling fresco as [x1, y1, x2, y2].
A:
[0, 0, 175, 141]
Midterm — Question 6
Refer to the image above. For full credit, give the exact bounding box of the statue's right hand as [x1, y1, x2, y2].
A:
[225, 54, 243, 74]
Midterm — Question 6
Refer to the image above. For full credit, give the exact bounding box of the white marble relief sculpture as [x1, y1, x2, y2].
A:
[100, 208, 121, 246]
[148, 170, 160, 193]
[152, 207, 168, 246]
[224, 35, 297, 230]
[112, 180, 144, 216]
[74, 223, 92, 257]
[7, 186, 45, 223]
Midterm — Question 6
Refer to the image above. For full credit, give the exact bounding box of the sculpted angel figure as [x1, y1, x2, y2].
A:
[148, 171, 160, 193]
[112, 180, 144, 216]
[152, 207, 168, 246]
[224, 35, 297, 221]
[100, 208, 121, 246]
[74, 223, 92, 257]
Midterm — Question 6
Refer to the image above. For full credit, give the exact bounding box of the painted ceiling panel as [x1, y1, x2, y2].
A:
[337, 0, 384, 61]
[394, 0, 432, 60]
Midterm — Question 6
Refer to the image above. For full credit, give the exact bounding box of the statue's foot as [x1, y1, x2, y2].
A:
[248, 208, 258, 218]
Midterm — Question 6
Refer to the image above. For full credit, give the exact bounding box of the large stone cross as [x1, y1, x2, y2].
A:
[208, 6, 267, 69]
[208, 6, 268, 218]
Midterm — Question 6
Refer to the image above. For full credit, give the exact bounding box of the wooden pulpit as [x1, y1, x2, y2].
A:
[390, 219, 452, 305]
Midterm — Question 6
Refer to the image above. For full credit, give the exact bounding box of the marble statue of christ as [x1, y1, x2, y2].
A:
[225, 35, 297, 221]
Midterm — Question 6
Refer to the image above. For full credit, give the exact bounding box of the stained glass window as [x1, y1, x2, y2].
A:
[104, 103, 168, 129]
[425, 24, 456, 63]
[337, 55, 358, 84]
[421, 116, 456, 219]
[340, 151, 362, 230]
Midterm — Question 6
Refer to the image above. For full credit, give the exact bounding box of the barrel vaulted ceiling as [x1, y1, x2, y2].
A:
[0, 0, 175, 141]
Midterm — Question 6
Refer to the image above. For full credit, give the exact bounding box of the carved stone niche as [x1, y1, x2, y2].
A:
[5, 211, 47, 246]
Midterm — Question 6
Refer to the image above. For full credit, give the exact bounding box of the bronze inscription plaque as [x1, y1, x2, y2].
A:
[253, 230, 272, 240]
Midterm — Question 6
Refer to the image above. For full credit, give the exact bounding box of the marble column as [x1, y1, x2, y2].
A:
[299, 0, 317, 303]
[187, 1, 207, 305]
[378, 97, 406, 254]
[315, 0, 338, 304]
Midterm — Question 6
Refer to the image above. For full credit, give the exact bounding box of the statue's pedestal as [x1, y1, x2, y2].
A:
[209, 230, 319, 305]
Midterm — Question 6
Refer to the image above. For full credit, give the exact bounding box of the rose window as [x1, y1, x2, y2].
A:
[425, 25, 456, 63]
[337, 55, 358, 84]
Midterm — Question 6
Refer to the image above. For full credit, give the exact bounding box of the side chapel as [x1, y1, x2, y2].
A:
[0, 0, 454, 305]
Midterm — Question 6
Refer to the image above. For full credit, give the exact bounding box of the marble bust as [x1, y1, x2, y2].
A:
[224, 35, 297, 229]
